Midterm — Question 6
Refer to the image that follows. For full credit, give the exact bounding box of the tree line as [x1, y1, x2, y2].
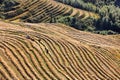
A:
[55, 0, 120, 35]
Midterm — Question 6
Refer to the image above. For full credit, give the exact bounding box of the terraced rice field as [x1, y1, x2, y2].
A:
[0, 21, 120, 79]
[3, 0, 99, 23]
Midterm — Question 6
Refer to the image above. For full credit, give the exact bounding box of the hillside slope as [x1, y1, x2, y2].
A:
[0, 21, 120, 79]
[1, 0, 99, 22]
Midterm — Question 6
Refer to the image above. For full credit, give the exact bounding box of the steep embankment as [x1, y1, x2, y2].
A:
[0, 21, 120, 79]
[1, 0, 99, 22]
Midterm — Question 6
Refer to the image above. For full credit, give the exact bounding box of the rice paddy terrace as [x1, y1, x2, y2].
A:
[0, 0, 120, 80]
[2, 0, 99, 23]
[0, 21, 120, 80]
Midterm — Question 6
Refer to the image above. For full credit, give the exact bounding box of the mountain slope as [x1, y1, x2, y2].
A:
[1, 0, 99, 22]
[0, 21, 120, 79]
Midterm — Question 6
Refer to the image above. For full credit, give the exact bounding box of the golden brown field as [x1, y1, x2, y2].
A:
[0, 0, 120, 79]
[0, 21, 120, 79]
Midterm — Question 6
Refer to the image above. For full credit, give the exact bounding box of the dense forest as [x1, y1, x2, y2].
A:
[0, 0, 120, 35]
[55, 0, 120, 35]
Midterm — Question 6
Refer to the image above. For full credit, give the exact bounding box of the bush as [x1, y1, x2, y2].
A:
[94, 30, 117, 35]
[55, 16, 95, 31]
